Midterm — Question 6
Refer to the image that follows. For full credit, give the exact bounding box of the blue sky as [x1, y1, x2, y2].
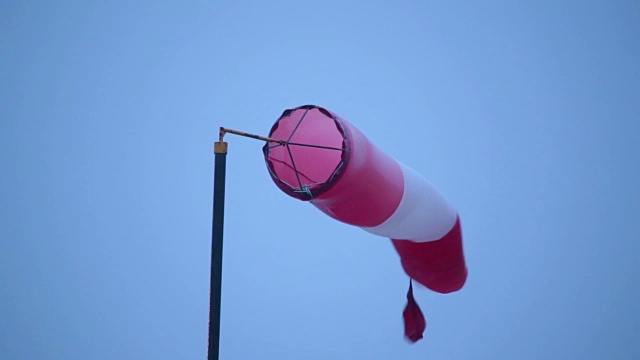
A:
[1, 1, 639, 359]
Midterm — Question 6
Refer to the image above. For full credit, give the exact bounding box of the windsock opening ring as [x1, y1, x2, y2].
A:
[263, 105, 351, 201]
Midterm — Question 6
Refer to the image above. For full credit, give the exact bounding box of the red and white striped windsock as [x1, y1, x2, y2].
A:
[263, 105, 467, 294]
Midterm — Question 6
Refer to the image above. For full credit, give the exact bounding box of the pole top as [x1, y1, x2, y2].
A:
[214, 142, 228, 154]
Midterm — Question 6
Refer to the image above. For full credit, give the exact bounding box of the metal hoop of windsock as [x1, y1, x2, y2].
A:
[261, 105, 467, 342]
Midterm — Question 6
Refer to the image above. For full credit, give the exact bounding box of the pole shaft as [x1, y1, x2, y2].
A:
[208, 143, 227, 360]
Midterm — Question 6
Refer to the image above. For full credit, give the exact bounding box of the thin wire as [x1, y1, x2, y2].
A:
[287, 108, 310, 143]
[286, 144, 305, 192]
[267, 157, 318, 184]
[267, 143, 285, 150]
[269, 141, 343, 152]
[287, 142, 344, 151]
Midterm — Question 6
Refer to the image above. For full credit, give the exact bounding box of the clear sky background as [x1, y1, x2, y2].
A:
[2, 1, 639, 359]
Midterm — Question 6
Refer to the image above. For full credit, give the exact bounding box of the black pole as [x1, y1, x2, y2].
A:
[208, 141, 228, 360]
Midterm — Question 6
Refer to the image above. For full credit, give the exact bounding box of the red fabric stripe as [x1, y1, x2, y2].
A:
[392, 217, 467, 293]
[311, 115, 404, 227]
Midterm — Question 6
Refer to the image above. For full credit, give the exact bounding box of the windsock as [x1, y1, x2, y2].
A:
[263, 105, 467, 340]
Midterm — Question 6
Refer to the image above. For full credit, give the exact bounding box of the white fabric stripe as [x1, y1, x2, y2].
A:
[361, 163, 457, 242]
